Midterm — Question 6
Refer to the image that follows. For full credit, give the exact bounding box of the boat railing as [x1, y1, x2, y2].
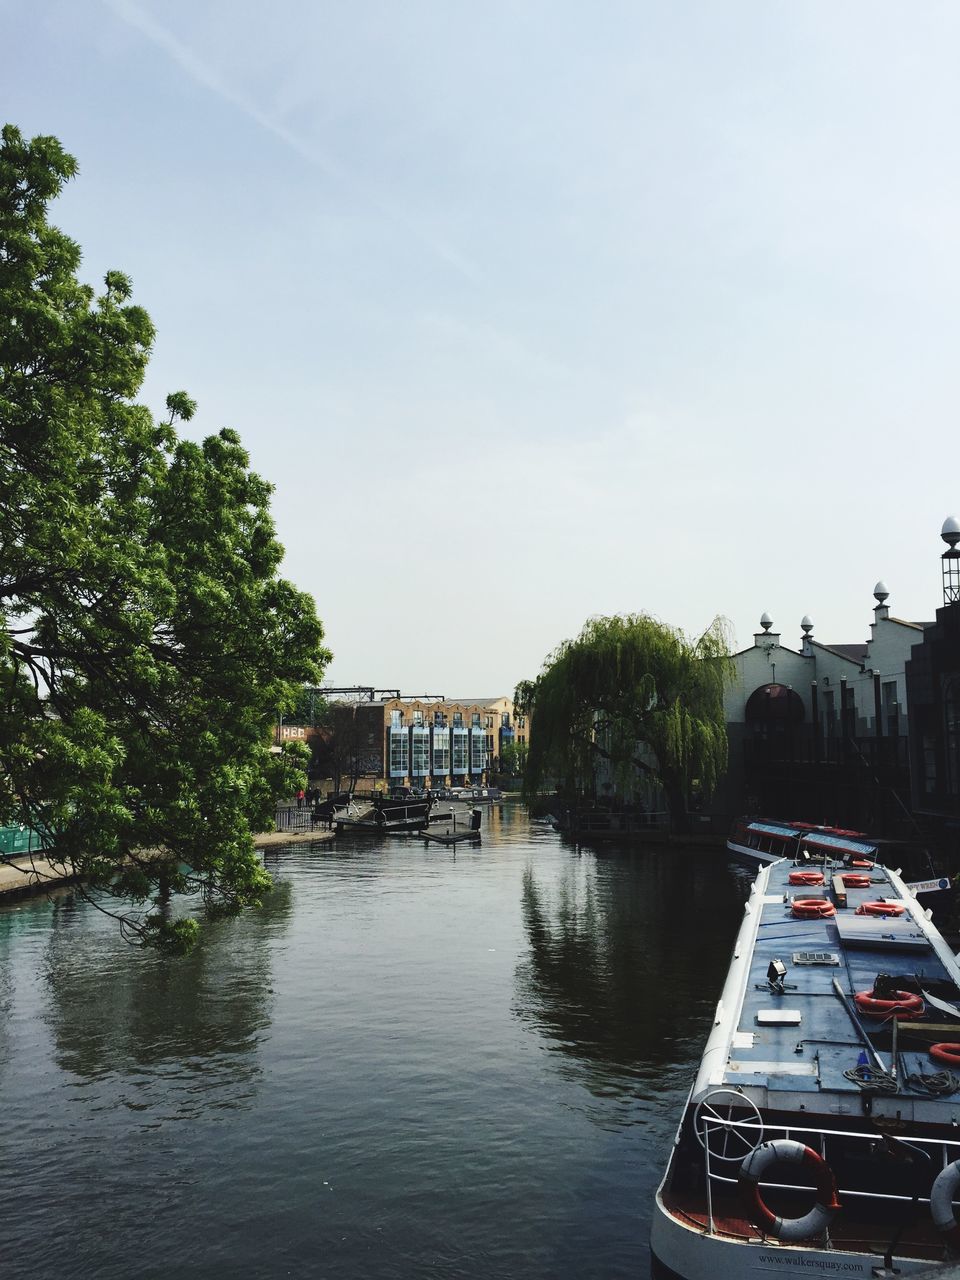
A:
[699, 1113, 960, 1235]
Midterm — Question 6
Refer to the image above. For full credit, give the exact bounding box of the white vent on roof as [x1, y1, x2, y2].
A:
[793, 951, 841, 966]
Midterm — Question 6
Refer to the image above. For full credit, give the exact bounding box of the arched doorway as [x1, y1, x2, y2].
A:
[745, 683, 805, 753]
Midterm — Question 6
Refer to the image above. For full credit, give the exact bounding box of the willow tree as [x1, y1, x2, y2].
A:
[516, 614, 732, 832]
[0, 125, 330, 949]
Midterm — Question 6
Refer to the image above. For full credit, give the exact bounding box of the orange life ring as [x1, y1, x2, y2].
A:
[841, 873, 871, 888]
[851, 859, 875, 869]
[739, 1139, 841, 1241]
[855, 990, 924, 1019]
[855, 901, 905, 917]
[789, 870, 825, 886]
[930, 1043, 960, 1066]
[792, 898, 836, 919]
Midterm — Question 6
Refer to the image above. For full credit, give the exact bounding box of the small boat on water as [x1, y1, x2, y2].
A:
[651, 847, 960, 1278]
[728, 818, 881, 867]
[334, 795, 434, 834]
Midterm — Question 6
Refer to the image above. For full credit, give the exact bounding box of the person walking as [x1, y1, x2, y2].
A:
[296, 788, 305, 809]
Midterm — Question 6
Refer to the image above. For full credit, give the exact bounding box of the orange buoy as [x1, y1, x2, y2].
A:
[855, 901, 905, 917]
[855, 989, 924, 1018]
[788, 870, 825, 887]
[841, 873, 871, 888]
[791, 898, 836, 919]
[931, 1043, 960, 1066]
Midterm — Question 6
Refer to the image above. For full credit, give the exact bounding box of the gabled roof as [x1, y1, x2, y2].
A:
[730, 643, 803, 659]
[810, 640, 867, 664]
[889, 616, 927, 630]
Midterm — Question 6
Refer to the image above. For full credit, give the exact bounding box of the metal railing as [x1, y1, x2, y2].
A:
[700, 1113, 960, 1236]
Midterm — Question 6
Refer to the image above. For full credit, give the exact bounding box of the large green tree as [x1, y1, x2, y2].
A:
[516, 614, 731, 832]
[0, 125, 330, 948]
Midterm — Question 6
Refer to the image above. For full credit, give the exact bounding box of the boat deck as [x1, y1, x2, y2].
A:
[710, 853, 960, 1122]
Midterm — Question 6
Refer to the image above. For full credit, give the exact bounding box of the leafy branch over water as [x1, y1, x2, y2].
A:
[0, 125, 330, 949]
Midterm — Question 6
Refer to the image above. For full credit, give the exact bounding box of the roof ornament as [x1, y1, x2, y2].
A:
[873, 581, 889, 605]
[801, 615, 813, 635]
[943, 517, 960, 605]
[760, 612, 773, 633]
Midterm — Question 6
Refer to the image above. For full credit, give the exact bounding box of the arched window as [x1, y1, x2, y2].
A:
[744, 683, 805, 739]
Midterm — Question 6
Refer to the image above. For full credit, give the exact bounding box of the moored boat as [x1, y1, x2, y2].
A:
[651, 848, 960, 1278]
[728, 817, 878, 867]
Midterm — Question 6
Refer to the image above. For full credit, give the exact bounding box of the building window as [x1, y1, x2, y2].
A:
[452, 728, 469, 772]
[471, 731, 486, 772]
[923, 733, 938, 794]
[946, 679, 960, 796]
[484, 715, 493, 728]
[471, 712, 481, 728]
[432, 727, 450, 774]
[390, 709, 403, 729]
[453, 712, 463, 727]
[501, 712, 510, 727]
[434, 711, 446, 727]
[411, 727, 430, 776]
[883, 681, 899, 738]
[389, 728, 409, 777]
[413, 710, 423, 727]
[823, 690, 836, 738]
[517, 715, 525, 729]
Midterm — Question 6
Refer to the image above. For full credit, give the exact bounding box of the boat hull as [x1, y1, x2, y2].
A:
[725, 836, 782, 865]
[651, 1188, 942, 1279]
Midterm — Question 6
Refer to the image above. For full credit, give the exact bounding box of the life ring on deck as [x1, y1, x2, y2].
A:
[788, 870, 824, 886]
[791, 898, 836, 919]
[851, 859, 875, 869]
[855, 901, 905, 917]
[930, 1160, 960, 1250]
[739, 1139, 840, 1242]
[854, 990, 924, 1018]
[841, 873, 871, 888]
[930, 1043, 960, 1067]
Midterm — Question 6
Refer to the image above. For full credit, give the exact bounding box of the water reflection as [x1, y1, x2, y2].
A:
[515, 848, 747, 1093]
[38, 880, 292, 1122]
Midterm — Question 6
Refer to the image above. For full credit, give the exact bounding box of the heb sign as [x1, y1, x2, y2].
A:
[906, 877, 952, 894]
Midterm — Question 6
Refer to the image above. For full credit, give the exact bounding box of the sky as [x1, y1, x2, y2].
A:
[5, 1, 960, 694]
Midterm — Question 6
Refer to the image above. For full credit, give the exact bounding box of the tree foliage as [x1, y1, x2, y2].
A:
[516, 614, 732, 830]
[0, 125, 330, 948]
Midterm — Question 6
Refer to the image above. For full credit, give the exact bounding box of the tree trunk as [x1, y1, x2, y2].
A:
[663, 776, 691, 836]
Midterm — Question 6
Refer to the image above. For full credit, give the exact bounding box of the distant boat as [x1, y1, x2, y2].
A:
[727, 818, 951, 905]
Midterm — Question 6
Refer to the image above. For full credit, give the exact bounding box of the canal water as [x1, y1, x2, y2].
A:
[0, 802, 750, 1279]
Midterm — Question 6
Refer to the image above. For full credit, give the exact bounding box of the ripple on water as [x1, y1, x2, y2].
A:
[0, 805, 746, 1278]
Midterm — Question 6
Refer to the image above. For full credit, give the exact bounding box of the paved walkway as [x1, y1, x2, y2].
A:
[0, 826, 335, 901]
[0, 854, 76, 898]
[253, 828, 336, 849]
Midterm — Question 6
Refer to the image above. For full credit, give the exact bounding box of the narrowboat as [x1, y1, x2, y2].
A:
[652, 849, 960, 1278]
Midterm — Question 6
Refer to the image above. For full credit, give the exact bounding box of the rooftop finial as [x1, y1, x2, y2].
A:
[760, 612, 772, 633]
[942, 516, 960, 548]
[801, 615, 813, 635]
[873, 581, 889, 605]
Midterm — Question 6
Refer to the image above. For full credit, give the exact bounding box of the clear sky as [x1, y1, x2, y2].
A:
[6, 2, 960, 694]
